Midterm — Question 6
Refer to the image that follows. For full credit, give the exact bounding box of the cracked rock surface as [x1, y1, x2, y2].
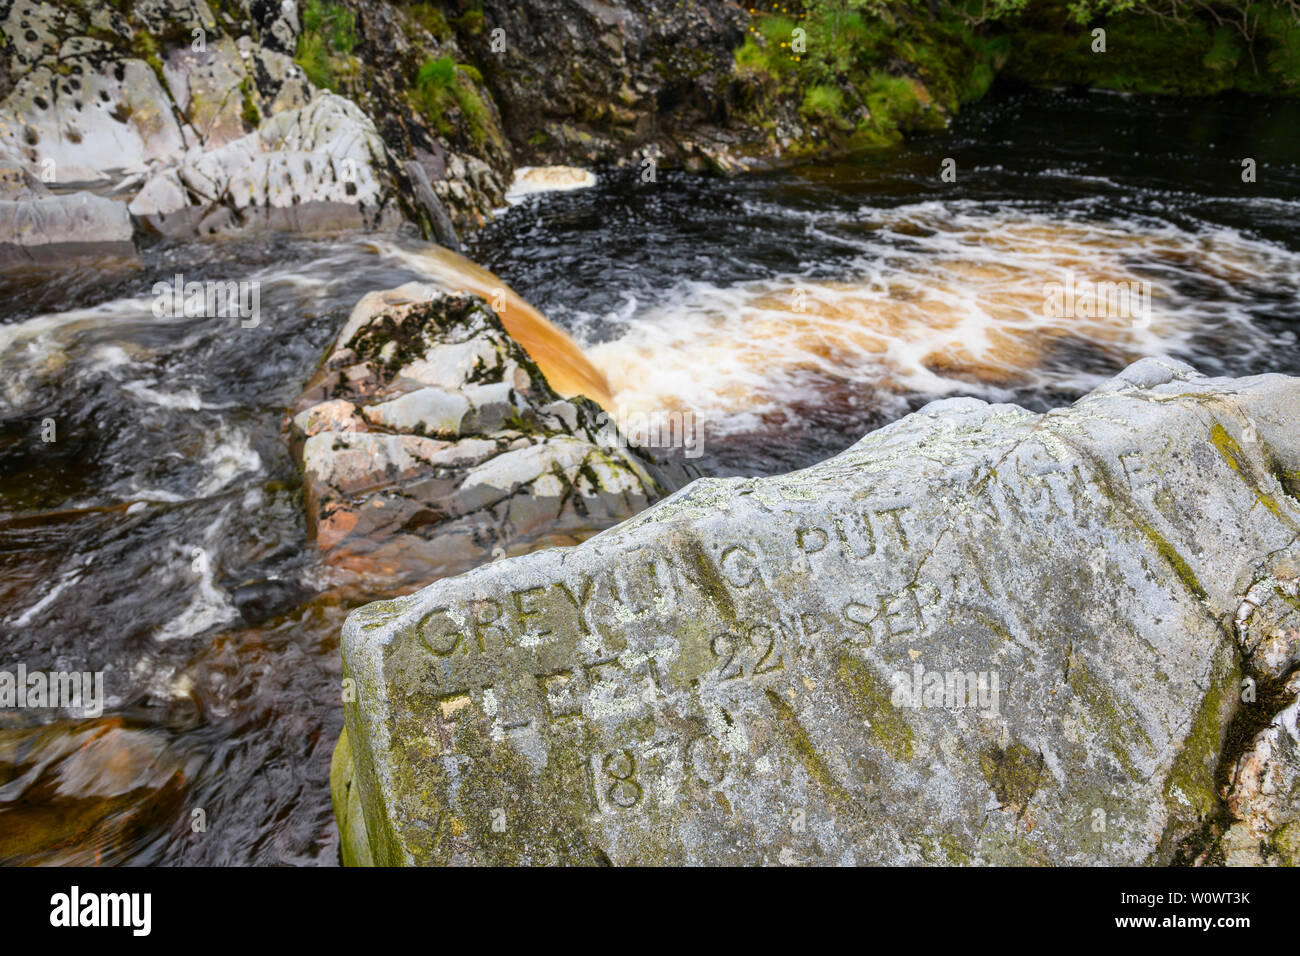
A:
[289, 284, 695, 590]
[0, 189, 133, 261]
[129, 91, 402, 237]
[0, 0, 403, 248]
[331, 357, 1300, 865]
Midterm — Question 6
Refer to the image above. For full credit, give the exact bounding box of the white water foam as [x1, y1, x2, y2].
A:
[585, 202, 1300, 435]
[153, 544, 237, 642]
[505, 166, 597, 204]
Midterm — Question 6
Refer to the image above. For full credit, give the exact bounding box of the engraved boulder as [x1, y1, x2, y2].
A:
[332, 357, 1300, 865]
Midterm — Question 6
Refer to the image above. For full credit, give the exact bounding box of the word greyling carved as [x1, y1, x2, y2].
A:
[400, 502, 930, 738]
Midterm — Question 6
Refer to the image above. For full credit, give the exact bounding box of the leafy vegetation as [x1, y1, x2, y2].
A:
[411, 55, 497, 148]
[996, 1, 1300, 93]
[295, 0, 358, 91]
[404, 3, 453, 40]
[734, 0, 1300, 155]
[240, 78, 261, 129]
[734, 1, 1006, 150]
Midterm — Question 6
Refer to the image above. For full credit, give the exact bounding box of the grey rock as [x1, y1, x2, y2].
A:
[0, 147, 49, 199]
[428, 149, 507, 230]
[241, 42, 314, 117]
[129, 92, 403, 237]
[290, 284, 694, 589]
[1220, 671, 1300, 865]
[333, 358, 1300, 865]
[404, 159, 462, 252]
[0, 191, 134, 262]
[164, 36, 255, 149]
[465, 0, 748, 169]
[0, 58, 188, 185]
[362, 387, 472, 437]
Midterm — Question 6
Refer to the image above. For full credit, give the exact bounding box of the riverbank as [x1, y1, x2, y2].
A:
[5, 1, 1299, 261]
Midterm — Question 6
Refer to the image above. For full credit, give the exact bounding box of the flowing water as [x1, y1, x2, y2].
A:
[472, 86, 1300, 474]
[0, 85, 1297, 864]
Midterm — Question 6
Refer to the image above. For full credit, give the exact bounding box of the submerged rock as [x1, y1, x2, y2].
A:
[333, 358, 1300, 865]
[0, 717, 190, 866]
[290, 285, 694, 587]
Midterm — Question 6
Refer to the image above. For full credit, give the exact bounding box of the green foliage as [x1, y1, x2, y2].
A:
[240, 78, 261, 129]
[412, 56, 495, 148]
[405, 3, 452, 39]
[1255, 3, 1300, 88]
[734, 1, 1000, 150]
[997, 1, 1300, 94]
[1204, 26, 1244, 72]
[735, 35, 780, 76]
[736, 0, 1300, 154]
[295, 0, 357, 90]
[418, 55, 458, 90]
[454, 8, 486, 34]
[128, 27, 166, 83]
[302, 0, 357, 53]
[295, 31, 336, 89]
[799, 82, 845, 120]
[862, 71, 923, 127]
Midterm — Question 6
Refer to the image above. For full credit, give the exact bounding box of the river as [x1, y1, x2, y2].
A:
[0, 85, 1297, 864]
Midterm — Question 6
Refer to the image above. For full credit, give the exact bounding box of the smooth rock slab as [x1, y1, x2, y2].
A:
[0, 191, 135, 262]
[0, 58, 188, 185]
[334, 358, 1300, 865]
[129, 93, 401, 238]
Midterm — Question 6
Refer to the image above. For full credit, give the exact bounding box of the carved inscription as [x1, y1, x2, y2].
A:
[399, 501, 931, 814]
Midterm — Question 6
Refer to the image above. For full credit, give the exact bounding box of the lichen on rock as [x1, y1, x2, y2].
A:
[332, 357, 1300, 865]
[289, 280, 695, 588]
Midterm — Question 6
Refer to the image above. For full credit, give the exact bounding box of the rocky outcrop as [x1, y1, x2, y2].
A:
[0, 0, 448, 252]
[332, 358, 1300, 865]
[129, 91, 403, 237]
[6, 1, 1296, 257]
[1210, 570, 1300, 865]
[289, 281, 695, 588]
[315, 0, 514, 229]
[462, 0, 756, 171]
[0, 0, 303, 183]
[0, 189, 134, 262]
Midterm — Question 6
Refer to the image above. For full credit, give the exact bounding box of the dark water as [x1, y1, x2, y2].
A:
[470, 86, 1300, 475]
[1, 85, 1298, 864]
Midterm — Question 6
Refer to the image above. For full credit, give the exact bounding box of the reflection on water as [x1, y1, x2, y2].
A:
[2, 86, 1299, 864]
